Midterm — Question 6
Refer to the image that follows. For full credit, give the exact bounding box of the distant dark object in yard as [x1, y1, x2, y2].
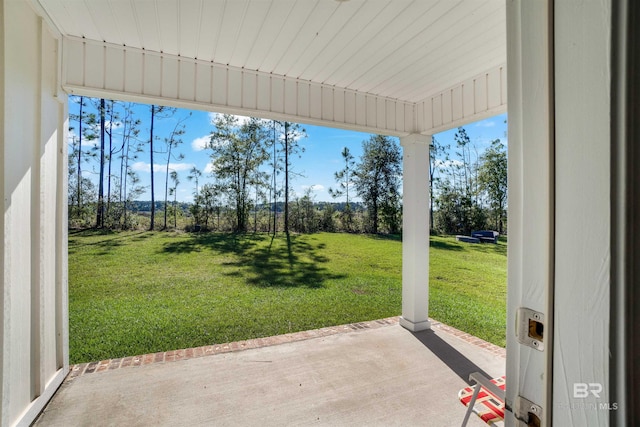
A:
[471, 230, 499, 244]
[456, 235, 481, 244]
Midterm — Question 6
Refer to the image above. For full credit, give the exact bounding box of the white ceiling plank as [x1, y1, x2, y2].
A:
[177, 0, 203, 59]
[284, 0, 363, 78]
[371, 8, 505, 100]
[295, 0, 389, 82]
[156, 0, 180, 54]
[228, 0, 273, 67]
[83, 0, 120, 43]
[258, 0, 319, 73]
[243, 0, 296, 71]
[323, 0, 449, 88]
[354, 0, 502, 99]
[130, 0, 161, 52]
[107, 0, 141, 47]
[58, 0, 101, 40]
[268, 0, 338, 77]
[40, 0, 81, 38]
[214, 0, 250, 65]
[344, 0, 487, 93]
[42, 0, 507, 108]
[196, 0, 226, 62]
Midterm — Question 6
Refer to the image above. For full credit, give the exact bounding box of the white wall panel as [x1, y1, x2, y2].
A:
[322, 87, 333, 121]
[271, 77, 284, 114]
[441, 91, 452, 125]
[385, 99, 395, 131]
[505, 1, 553, 424]
[474, 75, 487, 115]
[227, 68, 242, 108]
[124, 50, 143, 95]
[366, 96, 376, 127]
[284, 80, 297, 116]
[307, 83, 320, 120]
[61, 38, 417, 137]
[553, 1, 611, 425]
[333, 90, 345, 124]
[432, 95, 442, 128]
[344, 91, 356, 125]
[487, 68, 501, 109]
[211, 65, 227, 106]
[296, 82, 309, 118]
[242, 72, 257, 110]
[65, 39, 84, 86]
[452, 86, 463, 121]
[84, 43, 103, 89]
[105, 46, 124, 91]
[2, 3, 68, 425]
[194, 63, 211, 104]
[417, 65, 507, 135]
[179, 60, 196, 102]
[142, 53, 161, 97]
[256, 74, 270, 112]
[161, 57, 179, 99]
[376, 98, 385, 130]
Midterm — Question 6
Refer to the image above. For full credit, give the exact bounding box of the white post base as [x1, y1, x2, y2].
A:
[399, 317, 432, 332]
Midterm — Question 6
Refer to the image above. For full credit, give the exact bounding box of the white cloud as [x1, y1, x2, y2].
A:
[132, 162, 195, 173]
[475, 120, 496, 128]
[132, 161, 149, 172]
[301, 184, 325, 192]
[191, 135, 211, 152]
[203, 162, 216, 174]
[208, 112, 252, 127]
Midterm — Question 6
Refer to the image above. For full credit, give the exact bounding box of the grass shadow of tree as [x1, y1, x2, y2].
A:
[68, 230, 146, 255]
[429, 239, 464, 251]
[161, 232, 344, 289]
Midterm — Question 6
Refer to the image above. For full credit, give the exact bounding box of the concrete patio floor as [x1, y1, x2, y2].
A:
[34, 318, 505, 426]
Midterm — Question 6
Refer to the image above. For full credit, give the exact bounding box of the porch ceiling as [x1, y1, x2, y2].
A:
[35, 0, 506, 105]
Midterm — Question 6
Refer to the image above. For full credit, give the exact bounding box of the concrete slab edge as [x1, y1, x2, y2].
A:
[67, 316, 505, 380]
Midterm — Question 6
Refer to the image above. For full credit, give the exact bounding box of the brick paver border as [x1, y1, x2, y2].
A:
[67, 317, 505, 380]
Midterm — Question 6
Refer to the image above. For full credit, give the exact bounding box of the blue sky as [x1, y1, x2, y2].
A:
[69, 98, 506, 203]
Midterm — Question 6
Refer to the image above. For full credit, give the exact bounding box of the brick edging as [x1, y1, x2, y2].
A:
[67, 316, 505, 380]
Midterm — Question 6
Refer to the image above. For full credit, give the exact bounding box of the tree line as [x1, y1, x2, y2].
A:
[68, 97, 506, 236]
[68, 98, 404, 234]
[430, 128, 507, 235]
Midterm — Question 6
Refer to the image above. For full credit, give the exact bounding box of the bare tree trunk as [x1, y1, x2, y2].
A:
[77, 97, 83, 213]
[272, 121, 277, 235]
[149, 105, 156, 231]
[284, 123, 290, 235]
[96, 98, 106, 228]
[106, 101, 114, 222]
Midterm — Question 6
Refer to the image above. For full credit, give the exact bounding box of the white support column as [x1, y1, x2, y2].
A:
[399, 134, 431, 332]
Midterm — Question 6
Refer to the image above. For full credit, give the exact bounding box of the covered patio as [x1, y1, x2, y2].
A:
[34, 318, 504, 426]
[2, 0, 636, 425]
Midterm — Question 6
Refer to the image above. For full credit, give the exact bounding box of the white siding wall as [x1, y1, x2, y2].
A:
[415, 65, 507, 135]
[553, 1, 611, 425]
[1, 1, 68, 426]
[505, 0, 554, 423]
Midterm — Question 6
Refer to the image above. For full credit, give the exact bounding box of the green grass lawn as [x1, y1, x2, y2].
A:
[68, 231, 506, 363]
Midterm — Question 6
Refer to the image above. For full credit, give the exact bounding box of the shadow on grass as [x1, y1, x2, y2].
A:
[68, 230, 147, 255]
[161, 232, 260, 254]
[429, 239, 464, 251]
[162, 232, 345, 289]
[364, 233, 402, 242]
